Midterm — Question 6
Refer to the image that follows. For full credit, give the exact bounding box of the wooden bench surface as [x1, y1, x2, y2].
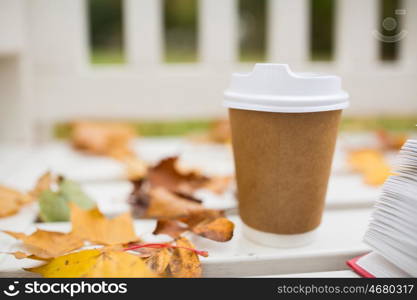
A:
[0, 138, 376, 277]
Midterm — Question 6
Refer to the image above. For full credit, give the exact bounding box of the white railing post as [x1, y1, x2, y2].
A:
[401, 0, 417, 70]
[0, 0, 31, 143]
[0, 0, 24, 54]
[199, 0, 238, 65]
[267, 0, 309, 67]
[27, 0, 88, 74]
[124, 0, 162, 68]
[335, 0, 379, 70]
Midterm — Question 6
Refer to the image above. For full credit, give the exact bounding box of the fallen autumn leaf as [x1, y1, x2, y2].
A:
[4, 229, 84, 259]
[70, 203, 139, 245]
[26, 248, 157, 278]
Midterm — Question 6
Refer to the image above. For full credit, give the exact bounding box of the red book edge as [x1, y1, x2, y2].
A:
[346, 254, 376, 278]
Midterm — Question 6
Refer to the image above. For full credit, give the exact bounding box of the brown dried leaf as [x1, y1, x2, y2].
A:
[154, 210, 234, 242]
[71, 121, 135, 156]
[153, 220, 188, 239]
[166, 237, 202, 278]
[145, 247, 173, 275]
[70, 203, 139, 245]
[129, 181, 204, 219]
[191, 217, 234, 242]
[202, 176, 233, 194]
[3, 229, 84, 259]
[148, 157, 208, 194]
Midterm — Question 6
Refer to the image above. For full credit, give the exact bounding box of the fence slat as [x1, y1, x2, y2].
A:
[199, 0, 237, 64]
[0, 0, 24, 54]
[28, 0, 88, 73]
[267, 0, 309, 67]
[335, 0, 379, 69]
[124, 0, 162, 67]
[401, 0, 417, 69]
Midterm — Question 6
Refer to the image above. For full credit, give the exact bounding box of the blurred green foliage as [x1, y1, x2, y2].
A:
[88, 0, 402, 64]
[54, 117, 416, 139]
[54, 120, 212, 139]
[89, 0, 124, 64]
[310, 0, 334, 61]
[340, 116, 417, 132]
[164, 0, 198, 63]
[239, 0, 267, 62]
[379, 0, 401, 61]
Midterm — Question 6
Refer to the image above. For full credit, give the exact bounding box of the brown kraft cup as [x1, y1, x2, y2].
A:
[224, 64, 349, 247]
[229, 108, 342, 235]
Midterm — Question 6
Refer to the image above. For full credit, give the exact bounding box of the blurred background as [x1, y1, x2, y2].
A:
[0, 0, 416, 142]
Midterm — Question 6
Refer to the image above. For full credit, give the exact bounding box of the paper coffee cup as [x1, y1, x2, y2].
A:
[224, 64, 349, 247]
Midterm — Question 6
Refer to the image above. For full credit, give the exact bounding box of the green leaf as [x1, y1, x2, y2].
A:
[59, 179, 95, 210]
[39, 179, 96, 222]
[39, 190, 70, 222]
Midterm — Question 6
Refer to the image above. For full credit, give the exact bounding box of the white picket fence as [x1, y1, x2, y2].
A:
[0, 0, 416, 143]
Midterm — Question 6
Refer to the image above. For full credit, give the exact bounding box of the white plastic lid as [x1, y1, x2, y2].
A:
[224, 63, 349, 113]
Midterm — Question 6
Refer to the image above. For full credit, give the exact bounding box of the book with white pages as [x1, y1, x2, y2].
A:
[347, 139, 417, 278]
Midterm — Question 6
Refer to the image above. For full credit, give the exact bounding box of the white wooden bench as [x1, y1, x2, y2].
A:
[0, 137, 378, 277]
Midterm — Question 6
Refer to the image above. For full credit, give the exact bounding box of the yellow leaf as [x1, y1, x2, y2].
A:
[27, 249, 157, 278]
[347, 149, 391, 186]
[348, 149, 384, 172]
[3, 229, 84, 259]
[70, 204, 139, 245]
[363, 163, 392, 186]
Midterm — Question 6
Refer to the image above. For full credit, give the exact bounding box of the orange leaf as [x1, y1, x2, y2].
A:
[144, 247, 173, 275]
[376, 130, 408, 151]
[154, 210, 234, 242]
[70, 204, 139, 245]
[347, 149, 391, 186]
[71, 121, 135, 156]
[9, 251, 50, 261]
[166, 237, 202, 278]
[3, 229, 84, 259]
[0, 186, 32, 217]
[29, 171, 56, 200]
[190, 217, 235, 242]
